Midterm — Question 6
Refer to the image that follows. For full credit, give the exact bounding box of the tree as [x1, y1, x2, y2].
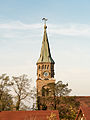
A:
[41, 81, 72, 110]
[0, 91, 13, 111]
[12, 74, 36, 110]
[40, 81, 80, 120]
[58, 96, 80, 120]
[0, 74, 13, 111]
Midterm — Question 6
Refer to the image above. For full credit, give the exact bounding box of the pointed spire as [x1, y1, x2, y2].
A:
[37, 19, 55, 64]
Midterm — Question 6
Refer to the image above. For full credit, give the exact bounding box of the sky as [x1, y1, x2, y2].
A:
[0, 0, 90, 96]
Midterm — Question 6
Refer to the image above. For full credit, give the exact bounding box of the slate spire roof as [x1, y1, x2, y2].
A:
[37, 22, 55, 64]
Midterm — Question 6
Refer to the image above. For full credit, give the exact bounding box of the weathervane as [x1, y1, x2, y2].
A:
[42, 18, 48, 25]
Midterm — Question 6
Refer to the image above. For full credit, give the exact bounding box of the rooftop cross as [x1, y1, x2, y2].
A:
[42, 18, 48, 25]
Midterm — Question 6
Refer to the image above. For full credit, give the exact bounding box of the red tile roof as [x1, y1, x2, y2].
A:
[75, 106, 90, 120]
[0, 110, 60, 120]
[76, 96, 90, 107]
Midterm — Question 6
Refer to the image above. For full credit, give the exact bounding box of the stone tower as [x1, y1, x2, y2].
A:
[36, 19, 55, 97]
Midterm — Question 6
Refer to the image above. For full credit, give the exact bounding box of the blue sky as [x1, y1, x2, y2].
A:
[0, 0, 90, 95]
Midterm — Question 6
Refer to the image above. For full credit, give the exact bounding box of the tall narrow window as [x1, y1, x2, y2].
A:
[42, 65, 44, 69]
[45, 65, 46, 69]
[39, 65, 40, 69]
[47, 65, 49, 69]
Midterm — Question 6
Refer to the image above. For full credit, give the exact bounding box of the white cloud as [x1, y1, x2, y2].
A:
[0, 21, 43, 39]
[0, 21, 90, 39]
[48, 23, 90, 37]
[0, 21, 42, 30]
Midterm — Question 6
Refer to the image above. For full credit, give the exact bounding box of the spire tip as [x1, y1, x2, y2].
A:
[42, 18, 48, 25]
[42, 18, 48, 31]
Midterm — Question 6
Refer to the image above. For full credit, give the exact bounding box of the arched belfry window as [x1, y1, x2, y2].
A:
[42, 65, 44, 69]
[45, 65, 46, 69]
[39, 74, 40, 77]
[38, 65, 40, 69]
[47, 65, 49, 69]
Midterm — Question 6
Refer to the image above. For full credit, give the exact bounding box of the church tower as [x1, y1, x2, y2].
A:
[36, 19, 55, 97]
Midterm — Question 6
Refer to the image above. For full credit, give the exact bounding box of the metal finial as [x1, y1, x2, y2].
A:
[42, 18, 48, 25]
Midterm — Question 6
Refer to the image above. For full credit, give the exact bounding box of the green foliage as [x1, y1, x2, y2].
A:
[40, 81, 80, 120]
[0, 74, 36, 111]
[0, 74, 13, 111]
[46, 81, 72, 97]
[57, 96, 80, 120]
[0, 92, 13, 111]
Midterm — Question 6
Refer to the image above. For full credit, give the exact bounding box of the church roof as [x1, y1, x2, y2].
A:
[0, 110, 60, 120]
[37, 23, 54, 64]
[76, 96, 90, 107]
[75, 106, 90, 120]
